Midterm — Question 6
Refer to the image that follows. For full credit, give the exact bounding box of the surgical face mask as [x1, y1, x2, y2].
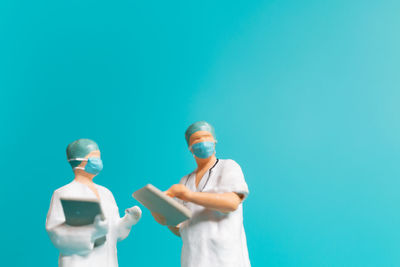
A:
[69, 157, 103, 175]
[189, 141, 215, 159]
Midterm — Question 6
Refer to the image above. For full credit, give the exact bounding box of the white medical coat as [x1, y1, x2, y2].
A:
[46, 180, 134, 267]
[178, 159, 251, 267]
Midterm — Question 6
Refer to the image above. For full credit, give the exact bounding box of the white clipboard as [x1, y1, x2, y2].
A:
[132, 184, 192, 226]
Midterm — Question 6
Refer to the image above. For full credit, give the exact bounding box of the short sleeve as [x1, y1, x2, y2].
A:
[217, 160, 249, 199]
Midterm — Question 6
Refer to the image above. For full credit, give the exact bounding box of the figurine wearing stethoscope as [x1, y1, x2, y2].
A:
[152, 121, 251, 267]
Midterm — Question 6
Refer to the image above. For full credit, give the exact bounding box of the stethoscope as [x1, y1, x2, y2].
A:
[182, 158, 220, 206]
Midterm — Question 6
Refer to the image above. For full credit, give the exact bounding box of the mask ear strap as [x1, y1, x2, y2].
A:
[73, 167, 85, 170]
[68, 158, 88, 162]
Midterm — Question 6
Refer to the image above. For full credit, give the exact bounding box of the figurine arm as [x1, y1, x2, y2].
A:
[115, 206, 142, 241]
[150, 212, 181, 237]
[45, 192, 99, 255]
[46, 192, 111, 255]
[166, 185, 242, 213]
[46, 223, 97, 256]
[167, 225, 181, 237]
[186, 191, 242, 213]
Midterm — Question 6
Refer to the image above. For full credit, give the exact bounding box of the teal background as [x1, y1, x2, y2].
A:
[1, 0, 399, 266]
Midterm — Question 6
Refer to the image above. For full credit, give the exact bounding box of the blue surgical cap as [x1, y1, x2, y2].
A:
[66, 139, 99, 168]
[185, 121, 216, 145]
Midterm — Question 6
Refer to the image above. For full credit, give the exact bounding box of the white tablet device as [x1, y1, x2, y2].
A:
[60, 198, 106, 247]
[132, 184, 192, 226]
[60, 198, 104, 226]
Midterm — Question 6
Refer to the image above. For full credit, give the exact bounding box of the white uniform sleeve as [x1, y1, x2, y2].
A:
[45, 191, 95, 256]
[107, 190, 136, 242]
[217, 160, 249, 199]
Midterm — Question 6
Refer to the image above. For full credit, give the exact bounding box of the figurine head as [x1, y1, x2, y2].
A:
[66, 139, 103, 176]
[185, 121, 217, 159]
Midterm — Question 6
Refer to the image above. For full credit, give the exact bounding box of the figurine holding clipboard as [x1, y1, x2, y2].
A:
[150, 121, 251, 267]
[45, 139, 142, 267]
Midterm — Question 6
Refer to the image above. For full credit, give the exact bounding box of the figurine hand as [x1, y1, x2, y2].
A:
[151, 212, 167, 225]
[92, 215, 109, 240]
[125, 206, 142, 224]
[165, 184, 192, 201]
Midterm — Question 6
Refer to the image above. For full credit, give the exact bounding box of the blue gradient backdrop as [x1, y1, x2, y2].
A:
[1, 0, 399, 266]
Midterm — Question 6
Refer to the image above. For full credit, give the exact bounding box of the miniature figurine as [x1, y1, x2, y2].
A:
[46, 138, 141, 267]
[152, 121, 251, 267]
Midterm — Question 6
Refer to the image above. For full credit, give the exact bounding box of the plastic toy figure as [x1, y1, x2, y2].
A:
[46, 138, 141, 267]
[152, 121, 251, 267]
